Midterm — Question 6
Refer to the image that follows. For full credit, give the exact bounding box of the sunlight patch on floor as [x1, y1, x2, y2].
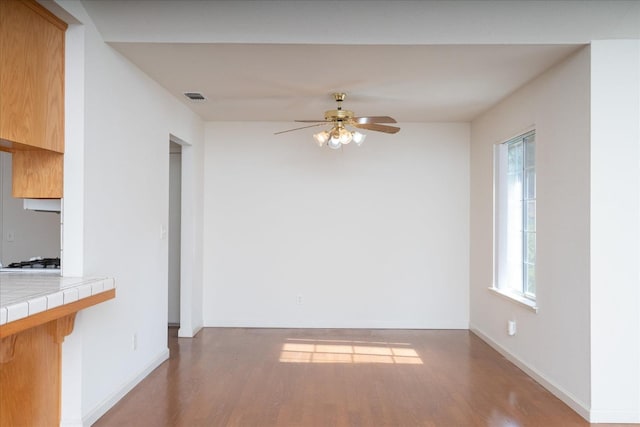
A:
[279, 339, 423, 364]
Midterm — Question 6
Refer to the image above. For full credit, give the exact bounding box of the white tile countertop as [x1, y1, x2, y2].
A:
[0, 272, 115, 325]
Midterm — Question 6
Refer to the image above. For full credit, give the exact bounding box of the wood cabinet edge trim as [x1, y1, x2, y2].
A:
[19, 0, 68, 31]
[0, 142, 64, 154]
[0, 289, 115, 339]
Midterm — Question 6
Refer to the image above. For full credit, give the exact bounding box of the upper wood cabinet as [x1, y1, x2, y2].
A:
[0, 0, 67, 198]
[0, 0, 66, 152]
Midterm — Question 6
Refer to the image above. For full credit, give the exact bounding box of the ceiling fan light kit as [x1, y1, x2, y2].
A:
[275, 92, 399, 149]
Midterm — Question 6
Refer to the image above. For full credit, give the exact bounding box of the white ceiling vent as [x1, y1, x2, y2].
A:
[183, 92, 206, 101]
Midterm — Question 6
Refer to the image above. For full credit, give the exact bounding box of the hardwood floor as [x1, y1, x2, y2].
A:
[95, 328, 625, 427]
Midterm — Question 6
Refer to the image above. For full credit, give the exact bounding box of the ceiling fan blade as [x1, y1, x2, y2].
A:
[353, 116, 397, 124]
[274, 122, 329, 135]
[352, 123, 401, 134]
[294, 119, 329, 123]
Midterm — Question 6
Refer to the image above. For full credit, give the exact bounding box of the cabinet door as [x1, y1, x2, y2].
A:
[12, 150, 63, 198]
[0, 0, 66, 153]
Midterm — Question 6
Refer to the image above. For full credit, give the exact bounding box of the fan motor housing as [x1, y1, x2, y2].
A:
[324, 109, 354, 121]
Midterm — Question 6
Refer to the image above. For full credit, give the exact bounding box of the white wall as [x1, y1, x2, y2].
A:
[53, 1, 205, 425]
[470, 47, 592, 416]
[203, 122, 469, 328]
[0, 152, 61, 266]
[590, 40, 640, 423]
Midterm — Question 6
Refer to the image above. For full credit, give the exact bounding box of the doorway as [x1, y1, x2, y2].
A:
[168, 141, 182, 326]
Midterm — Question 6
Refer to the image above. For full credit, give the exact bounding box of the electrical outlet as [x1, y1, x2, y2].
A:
[6, 231, 14, 242]
[296, 295, 303, 305]
[508, 320, 517, 336]
[132, 333, 138, 350]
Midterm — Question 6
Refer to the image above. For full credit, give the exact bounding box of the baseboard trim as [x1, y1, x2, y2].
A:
[178, 323, 203, 338]
[470, 324, 591, 422]
[203, 320, 469, 329]
[81, 347, 170, 426]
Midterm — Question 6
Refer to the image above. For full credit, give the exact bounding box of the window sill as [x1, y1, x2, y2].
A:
[488, 287, 539, 313]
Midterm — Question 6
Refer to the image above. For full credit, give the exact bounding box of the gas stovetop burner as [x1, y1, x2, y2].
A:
[7, 257, 60, 269]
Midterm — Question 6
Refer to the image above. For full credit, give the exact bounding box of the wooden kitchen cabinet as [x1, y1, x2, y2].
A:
[0, 0, 66, 152]
[0, 0, 66, 198]
[11, 149, 64, 198]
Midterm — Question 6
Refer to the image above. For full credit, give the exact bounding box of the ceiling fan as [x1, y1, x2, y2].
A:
[274, 92, 400, 149]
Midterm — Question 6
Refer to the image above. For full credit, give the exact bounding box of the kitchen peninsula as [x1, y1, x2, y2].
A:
[0, 273, 115, 426]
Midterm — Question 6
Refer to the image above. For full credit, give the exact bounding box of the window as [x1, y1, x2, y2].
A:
[494, 130, 536, 302]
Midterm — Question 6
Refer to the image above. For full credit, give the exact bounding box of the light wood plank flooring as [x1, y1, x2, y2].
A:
[95, 328, 627, 426]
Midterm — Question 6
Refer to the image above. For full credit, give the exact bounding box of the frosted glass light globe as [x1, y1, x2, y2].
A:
[328, 138, 341, 149]
[352, 131, 366, 146]
[313, 131, 330, 147]
[338, 128, 352, 144]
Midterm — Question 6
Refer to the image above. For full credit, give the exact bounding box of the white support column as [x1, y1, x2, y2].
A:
[61, 20, 86, 426]
[590, 39, 640, 423]
[62, 21, 85, 278]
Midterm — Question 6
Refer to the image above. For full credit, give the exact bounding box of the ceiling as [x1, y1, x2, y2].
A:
[76, 0, 640, 123]
[110, 43, 580, 123]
